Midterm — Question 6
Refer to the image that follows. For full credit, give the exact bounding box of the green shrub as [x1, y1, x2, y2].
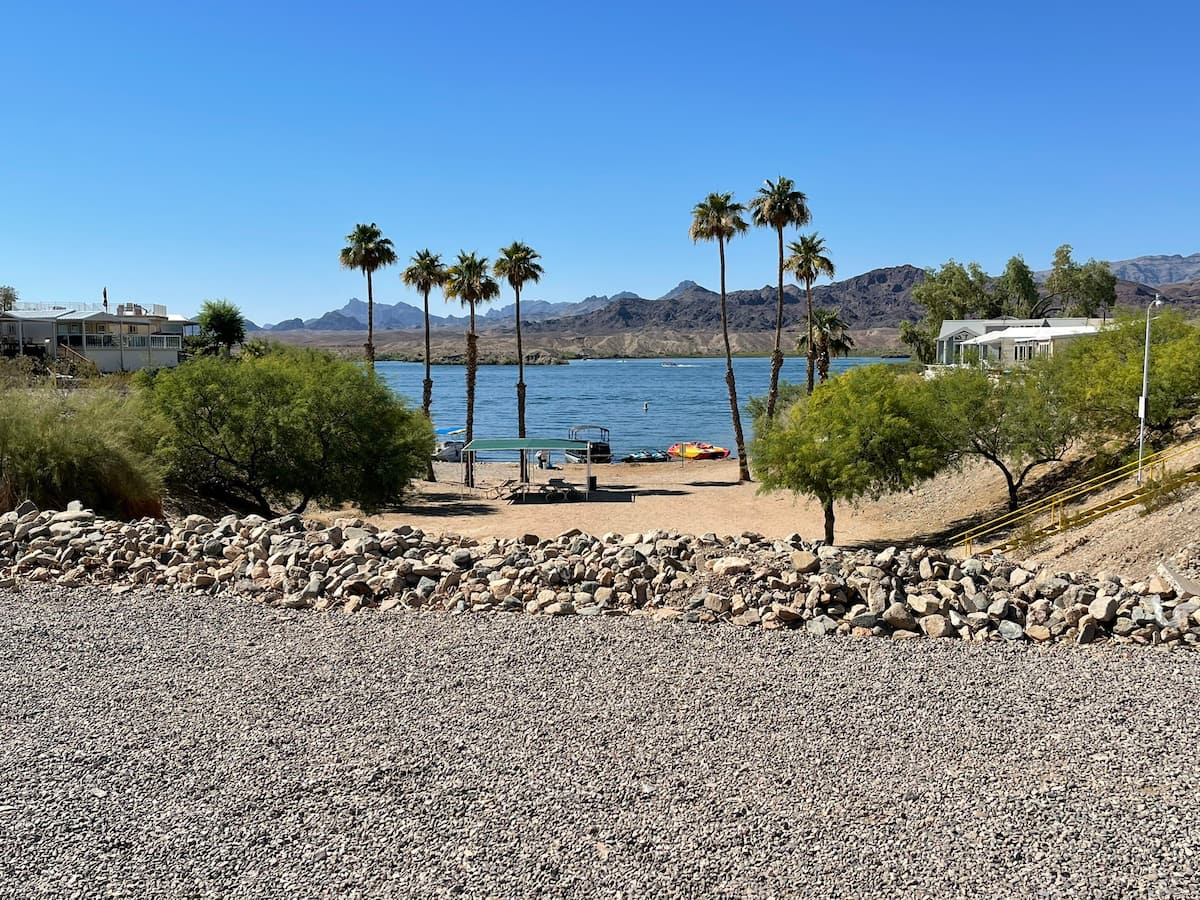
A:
[143, 346, 433, 515]
[0, 384, 163, 516]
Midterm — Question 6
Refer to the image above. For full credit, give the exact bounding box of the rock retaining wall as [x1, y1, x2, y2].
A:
[2, 501, 1197, 647]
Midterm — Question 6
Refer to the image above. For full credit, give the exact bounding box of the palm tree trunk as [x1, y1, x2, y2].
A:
[515, 284, 528, 483]
[766, 225, 785, 421]
[465, 305, 477, 488]
[719, 237, 751, 483]
[804, 279, 815, 394]
[822, 497, 836, 545]
[818, 338, 830, 383]
[422, 287, 435, 483]
[366, 269, 376, 371]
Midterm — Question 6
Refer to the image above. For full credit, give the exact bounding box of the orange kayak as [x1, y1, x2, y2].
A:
[667, 441, 730, 460]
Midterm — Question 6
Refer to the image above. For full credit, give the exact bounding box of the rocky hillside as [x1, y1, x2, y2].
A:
[1109, 253, 1200, 287]
[527, 266, 926, 335]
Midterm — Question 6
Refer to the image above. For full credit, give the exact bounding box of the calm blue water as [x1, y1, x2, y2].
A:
[377, 356, 905, 460]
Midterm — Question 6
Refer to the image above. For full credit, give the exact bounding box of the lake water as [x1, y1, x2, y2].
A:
[377, 356, 905, 460]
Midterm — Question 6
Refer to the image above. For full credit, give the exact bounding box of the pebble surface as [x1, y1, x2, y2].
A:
[2, 585, 1199, 899]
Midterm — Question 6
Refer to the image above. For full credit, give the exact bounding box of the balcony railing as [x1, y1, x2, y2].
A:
[57, 334, 182, 351]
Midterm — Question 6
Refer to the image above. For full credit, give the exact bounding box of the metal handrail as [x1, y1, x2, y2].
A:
[954, 442, 1197, 553]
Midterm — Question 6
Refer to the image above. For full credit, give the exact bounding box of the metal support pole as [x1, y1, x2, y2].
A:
[1137, 295, 1161, 486]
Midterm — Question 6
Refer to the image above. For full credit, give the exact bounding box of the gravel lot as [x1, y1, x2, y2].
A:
[2, 586, 1199, 899]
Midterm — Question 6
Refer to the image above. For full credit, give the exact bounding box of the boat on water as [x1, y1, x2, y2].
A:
[661, 361, 680, 367]
[619, 448, 670, 463]
[667, 441, 730, 460]
[564, 424, 612, 464]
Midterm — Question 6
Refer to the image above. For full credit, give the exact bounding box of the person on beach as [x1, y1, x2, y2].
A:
[536, 449, 549, 469]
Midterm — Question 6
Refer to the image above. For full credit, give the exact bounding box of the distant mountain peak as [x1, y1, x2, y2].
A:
[659, 280, 713, 300]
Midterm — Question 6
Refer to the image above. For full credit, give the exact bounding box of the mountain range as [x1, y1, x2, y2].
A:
[249, 251, 1198, 335]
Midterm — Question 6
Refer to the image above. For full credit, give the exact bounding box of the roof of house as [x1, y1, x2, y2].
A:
[936, 317, 1098, 341]
[0, 309, 71, 320]
[961, 325, 1099, 346]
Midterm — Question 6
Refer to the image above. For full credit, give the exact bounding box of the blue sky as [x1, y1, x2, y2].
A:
[3, 0, 1197, 323]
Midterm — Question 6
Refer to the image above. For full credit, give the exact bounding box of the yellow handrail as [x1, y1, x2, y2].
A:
[954, 442, 1198, 554]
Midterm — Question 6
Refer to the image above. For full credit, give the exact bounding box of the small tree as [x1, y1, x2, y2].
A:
[196, 299, 246, 357]
[752, 365, 949, 544]
[996, 255, 1046, 318]
[1044, 244, 1116, 317]
[900, 259, 995, 361]
[930, 364, 1079, 510]
[1056, 309, 1200, 438]
[143, 346, 433, 515]
[0, 285, 16, 312]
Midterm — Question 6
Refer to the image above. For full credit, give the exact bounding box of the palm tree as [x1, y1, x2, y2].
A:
[689, 192, 751, 482]
[196, 298, 246, 358]
[795, 308, 855, 383]
[402, 249, 447, 481]
[339, 223, 397, 370]
[493, 242, 544, 465]
[749, 177, 810, 421]
[443, 251, 499, 486]
[784, 233, 836, 394]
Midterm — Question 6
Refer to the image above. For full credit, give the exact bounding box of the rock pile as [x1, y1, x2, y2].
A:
[3, 501, 1198, 647]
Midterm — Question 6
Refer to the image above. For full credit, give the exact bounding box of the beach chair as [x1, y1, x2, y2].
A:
[472, 478, 517, 500]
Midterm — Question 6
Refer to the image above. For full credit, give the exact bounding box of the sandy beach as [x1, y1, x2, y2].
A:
[360, 458, 1009, 547]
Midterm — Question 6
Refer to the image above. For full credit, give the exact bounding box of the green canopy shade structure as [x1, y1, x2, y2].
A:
[462, 438, 588, 453]
[462, 437, 594, 492]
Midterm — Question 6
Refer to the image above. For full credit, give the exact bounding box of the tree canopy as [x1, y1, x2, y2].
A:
[752, 364, 949, 543]
[1044, 244, 1117, 317]
[0, 285, 16, 312]
[928, 363, 1079, 509]
[196, 298, 246, 357]
[1054, 308, 1200, 436]
[143, 346, 432, 515]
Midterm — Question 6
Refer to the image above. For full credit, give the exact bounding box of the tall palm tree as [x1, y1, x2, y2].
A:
[689, 192, 751, 482]
[784, 233, 836, 394]
[749, 177, 810, 421]
[795, 307, 855, 383]
[402, 249, 447, 481]
[493, 242, 544, 452]
[443, 251, 499, 486]
[339, 223, 397, 371]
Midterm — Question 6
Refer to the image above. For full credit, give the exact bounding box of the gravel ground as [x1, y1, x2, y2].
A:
[2, 586, 1199, 899]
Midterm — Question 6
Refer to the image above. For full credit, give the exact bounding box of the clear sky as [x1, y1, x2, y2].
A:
[3, 0, 1197, 323]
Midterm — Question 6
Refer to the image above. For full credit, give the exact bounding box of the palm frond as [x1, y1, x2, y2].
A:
[402, 249, 447, 294]
[689, 192, 749, 243]
[494, 241, 544, 291]
[749, 176, 811, 231]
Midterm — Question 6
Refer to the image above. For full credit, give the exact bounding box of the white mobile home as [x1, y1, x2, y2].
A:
[0, 302, 196, 373]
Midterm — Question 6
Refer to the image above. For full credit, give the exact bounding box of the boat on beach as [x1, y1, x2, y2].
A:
[564, 424, 612, 464]
[433, 427, 466, 462]
[619, 449, 671, 463]
[667, 441, 730, 460]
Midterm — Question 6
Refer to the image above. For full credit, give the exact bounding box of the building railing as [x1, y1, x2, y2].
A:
[57, 333, 182, 351]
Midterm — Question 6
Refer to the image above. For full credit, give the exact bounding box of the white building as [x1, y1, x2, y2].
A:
[959, 324, 1099, 367]
[0, 302, 197, 373]
[934, 317, 1104, 366]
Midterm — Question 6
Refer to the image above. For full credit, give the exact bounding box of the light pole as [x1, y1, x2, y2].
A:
[1137, 294, 1164, 485]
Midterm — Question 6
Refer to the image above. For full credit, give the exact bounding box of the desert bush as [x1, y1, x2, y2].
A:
[0, 384, 162, 516]
[142, 346, 433, 515]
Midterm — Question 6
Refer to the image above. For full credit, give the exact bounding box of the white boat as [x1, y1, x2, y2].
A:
[433, 427, 466, 462]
